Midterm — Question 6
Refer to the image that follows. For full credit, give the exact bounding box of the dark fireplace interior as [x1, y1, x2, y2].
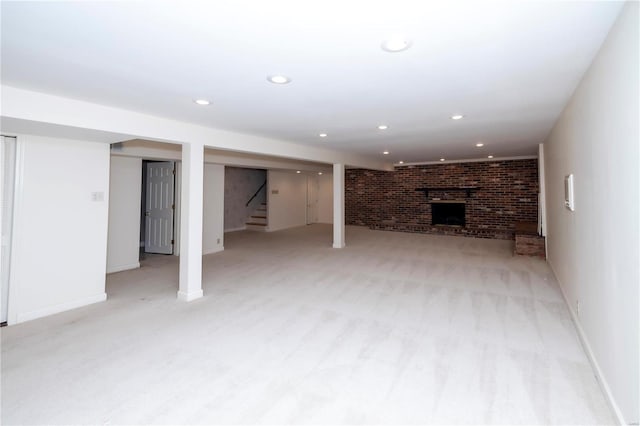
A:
[432, 203, 466, 226]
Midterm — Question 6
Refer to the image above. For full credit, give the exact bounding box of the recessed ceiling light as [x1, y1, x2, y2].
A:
[450, 114, 464, 120]
[440, 158, 446, 162]
[398, 161, 404, 164]
[318, 172, 323, 175]
[267, 75, 291, 84]
[378, 125, 388, 130]
[319, 133, 327, 138]
[488, 155, 494, 159]
[194, 99, 210, 105]
[296, 170, 301, 174]
[476, 143, 484, 147]
[381, 35, 412, 52]
[383, 151, 390, 155]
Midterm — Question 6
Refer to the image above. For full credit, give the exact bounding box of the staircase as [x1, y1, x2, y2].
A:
[246, 203, 268, 231]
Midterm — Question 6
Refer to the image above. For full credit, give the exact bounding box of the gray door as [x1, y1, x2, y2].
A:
[144, 161, 175, 254]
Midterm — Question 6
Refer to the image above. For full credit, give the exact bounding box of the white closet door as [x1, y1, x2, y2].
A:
[1, 136, 17, 323]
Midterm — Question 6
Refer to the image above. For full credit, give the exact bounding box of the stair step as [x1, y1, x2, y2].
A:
[246, 222, 267, 226]
[251, 215, 267, 219]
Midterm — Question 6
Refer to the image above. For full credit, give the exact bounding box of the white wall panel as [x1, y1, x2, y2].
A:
[267, 171, 307, 232]
[10, 135, 109, 323]
[107, 156, 141, 273]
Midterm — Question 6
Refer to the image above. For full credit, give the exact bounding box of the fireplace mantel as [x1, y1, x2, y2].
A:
[415, 187, 480, 198]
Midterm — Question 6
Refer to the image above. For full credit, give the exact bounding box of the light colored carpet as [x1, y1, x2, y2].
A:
[1, 224, 615, 425]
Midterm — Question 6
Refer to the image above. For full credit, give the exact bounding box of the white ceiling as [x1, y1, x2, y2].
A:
[1, 1, 623, 164]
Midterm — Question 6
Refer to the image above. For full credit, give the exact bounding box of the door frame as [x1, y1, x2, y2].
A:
[141, 160, 177, 255]
[139, 159, 181, 256]
[2, 135, 25, 326]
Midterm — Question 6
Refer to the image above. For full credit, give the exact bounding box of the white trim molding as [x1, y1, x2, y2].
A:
[224, 226, 247, 233]
[177, 289, 204, 302]
[395, 155, 538, 167]
[16, 292, 107, 324]
[106, 262, 141, 274]
[203, 246, 224, 256]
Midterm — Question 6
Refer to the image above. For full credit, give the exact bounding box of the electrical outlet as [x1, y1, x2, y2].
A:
[217, 238, 220, 244]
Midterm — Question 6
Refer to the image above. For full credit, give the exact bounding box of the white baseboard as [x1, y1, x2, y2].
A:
[16, 292, 107, 324]
[106, 262, 140, 274]
[203, 246, 224, 255]
[224, 226, 246, 233]
[265, 224, 306, 233]
[548, 261, 626, 425]
[177, 289, 203, 302]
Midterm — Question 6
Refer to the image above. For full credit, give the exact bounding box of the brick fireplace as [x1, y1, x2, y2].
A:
[345, 159, 539, 240]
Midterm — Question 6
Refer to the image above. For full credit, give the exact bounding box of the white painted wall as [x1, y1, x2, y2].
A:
[543, 3, 638, 424]
[224, 167, 266, 232]
[203, 164, 224, 254]
[317, 173, 333, 224]
[107, 156, 141, 273]
[106, 158, 224, 259]
[267, 170, 307, 232]
[9, 135, 110, 323]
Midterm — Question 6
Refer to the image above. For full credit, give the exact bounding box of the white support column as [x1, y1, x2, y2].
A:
[333, 163, 346, 248]
[178, 142, 204, 301]
[538, 143, 547, 237]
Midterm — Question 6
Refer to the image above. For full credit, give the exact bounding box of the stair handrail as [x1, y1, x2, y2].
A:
[246, 180, 267, 207]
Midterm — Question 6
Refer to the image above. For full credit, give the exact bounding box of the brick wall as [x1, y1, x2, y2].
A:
[346, 159, 539, 240]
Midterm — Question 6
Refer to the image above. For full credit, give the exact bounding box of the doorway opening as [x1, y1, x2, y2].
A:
[140, 160, 176, 255]
[306, 174, 319, 225]
[224, 167, 267, 232]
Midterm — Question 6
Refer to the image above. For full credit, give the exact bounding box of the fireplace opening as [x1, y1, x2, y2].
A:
[432, 203, 466, 227]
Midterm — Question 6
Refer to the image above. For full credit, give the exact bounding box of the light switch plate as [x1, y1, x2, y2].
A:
[91, 191, 104, 202]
